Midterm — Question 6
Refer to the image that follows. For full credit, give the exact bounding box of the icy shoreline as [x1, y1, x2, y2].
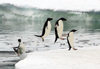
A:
[15, 46, 100, 69]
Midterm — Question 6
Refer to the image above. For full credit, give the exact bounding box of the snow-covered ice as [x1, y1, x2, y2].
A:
[15, 46, 100, 69]
[0, 31, 100, 69]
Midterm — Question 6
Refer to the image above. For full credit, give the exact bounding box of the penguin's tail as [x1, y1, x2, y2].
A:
[35, 35, 44, 42]
[34, 35, 42, 37]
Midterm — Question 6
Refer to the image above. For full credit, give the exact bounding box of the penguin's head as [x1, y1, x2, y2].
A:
[70, 29, 77, 32]
[59, 18, 67, 21]
[18, 39, 21, 43]
[47, 18, 53, 21]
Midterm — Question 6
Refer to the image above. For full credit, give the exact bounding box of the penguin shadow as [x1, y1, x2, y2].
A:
[60, 43, 67, 49]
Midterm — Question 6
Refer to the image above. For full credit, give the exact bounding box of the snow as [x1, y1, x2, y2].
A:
[15, 46, 100, 69]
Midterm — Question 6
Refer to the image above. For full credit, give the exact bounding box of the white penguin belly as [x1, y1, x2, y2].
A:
[68, 32, 74, 48]
[43, 22, 51, 38]
[19, 43, 26, 60]
[57, 20, 63, 38]
[19, 43, 25, 54]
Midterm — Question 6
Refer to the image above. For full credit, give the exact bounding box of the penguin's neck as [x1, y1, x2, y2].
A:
[47, 21, 51, 24]
[19, 42, 21, 45]
[47, 21, 51, 28]
[59, 20, 63, 25]
[18, 42, 22, 47]
[69, 32, 74, 37]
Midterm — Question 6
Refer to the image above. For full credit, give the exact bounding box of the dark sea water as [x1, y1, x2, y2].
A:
[0, 51, 19, 69]
[0, 4, 100, 69]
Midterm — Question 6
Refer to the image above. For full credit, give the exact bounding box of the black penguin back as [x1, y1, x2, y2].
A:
[67, 33, 72, 50]
[41, 20, 48, 36]
[54, 27, 59, 43]
[54, 20, 59, 43]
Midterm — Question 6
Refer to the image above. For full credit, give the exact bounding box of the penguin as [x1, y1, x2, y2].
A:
[35, 18, 53, 41]
[13, 39, 25, 56]
[67, 29, 77, 50]
[54, 18, 67, 43]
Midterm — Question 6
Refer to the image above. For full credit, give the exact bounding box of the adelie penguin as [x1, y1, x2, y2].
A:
[13, 39, 26, 60]
[35, 18, 53, 41]
[67, 29, 77, 50]
[54, 18, 67, 43]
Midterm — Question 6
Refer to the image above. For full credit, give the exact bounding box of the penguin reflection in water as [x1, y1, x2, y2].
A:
[67, 29, 77, 50]
[35, 18, 53, 41]
[13, 39, 26, 56]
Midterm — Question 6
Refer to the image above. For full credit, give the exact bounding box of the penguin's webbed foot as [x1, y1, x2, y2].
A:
[73, 48, 77, 50]
[60, 37, 65, 40]
[42, 38, 44, 42]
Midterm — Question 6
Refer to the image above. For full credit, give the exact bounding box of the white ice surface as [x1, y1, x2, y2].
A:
[15, 46, 100, 69]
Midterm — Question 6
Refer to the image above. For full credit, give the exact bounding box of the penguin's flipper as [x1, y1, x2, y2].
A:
[13, 47, 18, 54]
[67, 39, 72, 51]
[54, 26, 59, 43]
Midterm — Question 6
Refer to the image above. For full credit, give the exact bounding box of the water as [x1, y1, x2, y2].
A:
[0, 4, 100, 32]
[0, 51, 19, 69]
[0, 4, 100, 69]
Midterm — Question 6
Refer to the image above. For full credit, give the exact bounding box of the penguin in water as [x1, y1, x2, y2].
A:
[54, 18, 67, 43]
[67, 29, 77, 50]
[35, 18, 53, 41]
[13, 39, 26, 59]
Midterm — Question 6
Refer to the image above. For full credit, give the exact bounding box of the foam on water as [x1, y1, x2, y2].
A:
[0, 31, 100, 51]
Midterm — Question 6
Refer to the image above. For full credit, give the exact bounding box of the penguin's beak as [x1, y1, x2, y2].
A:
[63, 18, 67, 21]
[71, 29, 77, 32]
[74, 30, 77, 32]
[50, 18, 53, 21]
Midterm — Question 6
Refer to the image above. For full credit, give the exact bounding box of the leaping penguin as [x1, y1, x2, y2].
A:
[67, 29, 77, 50]
[54, 18, 67, 43]
[35, 18, 53, 41]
